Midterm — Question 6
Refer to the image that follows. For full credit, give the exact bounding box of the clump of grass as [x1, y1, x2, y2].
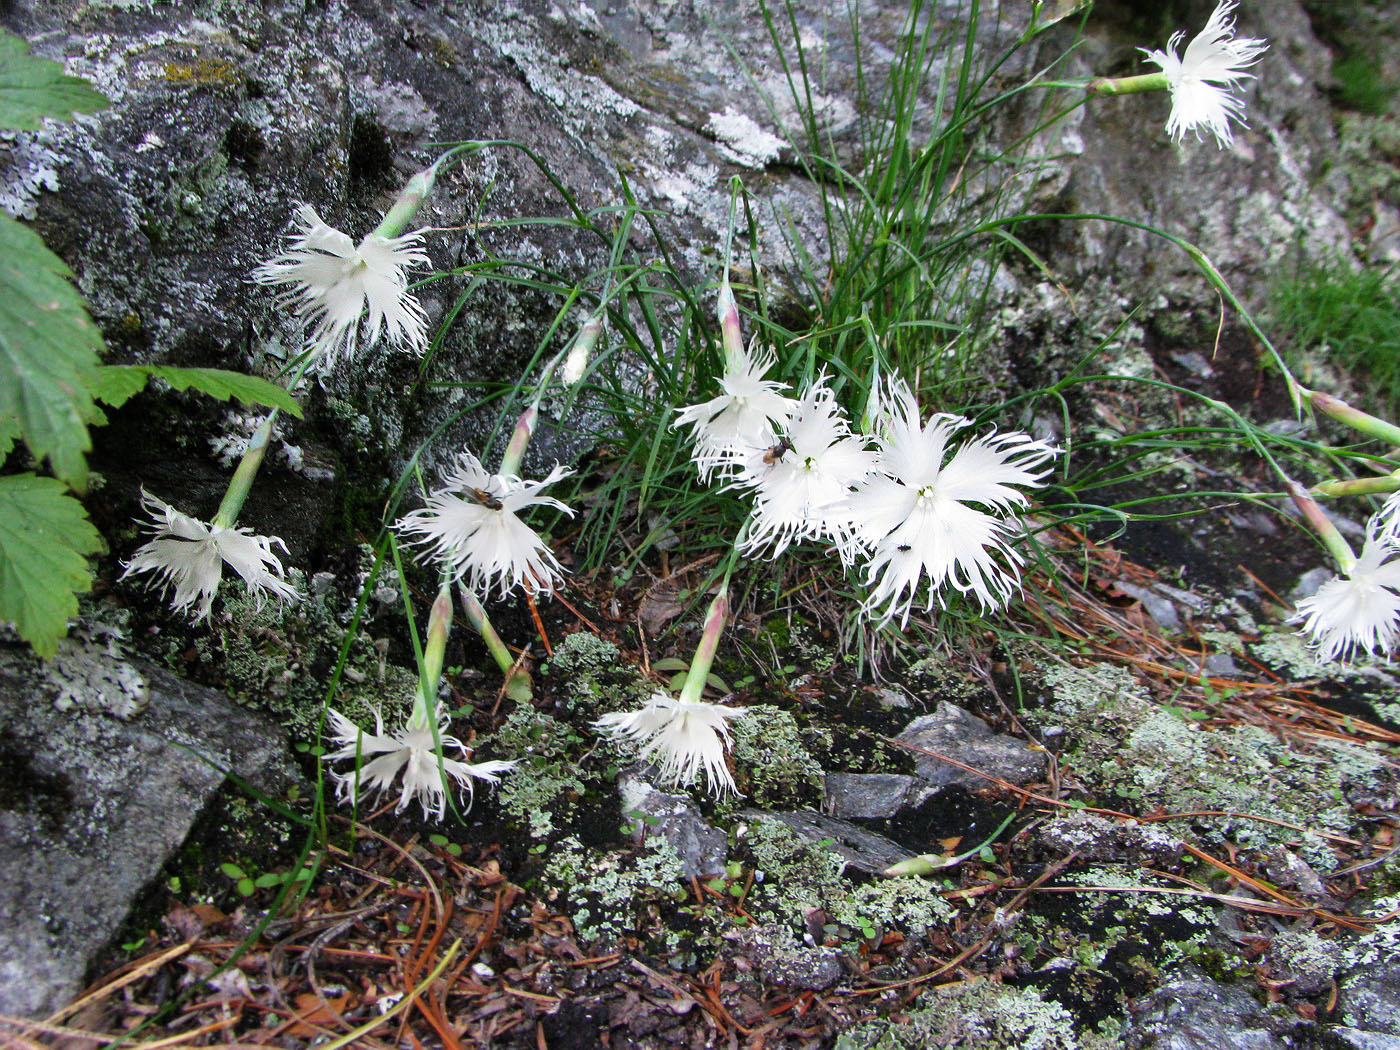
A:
[1270, 252, 1400, 411]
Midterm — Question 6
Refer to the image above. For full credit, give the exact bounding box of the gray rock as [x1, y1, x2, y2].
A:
[619, 774, 727, 878]
[1342, 964, 1400, 1037]
[0, 637, 293, 1018]
[1036, 811, 1185, 867]
[1112, 581, 1183, 633]
[736, 925, 843, 992]
[1333, 1031, 1400, 1050]
[897, 702, 1047, 790]
[742, 810, 913, 876]
[1122, 971, 1293, 1050]
[1291, 567, 1335, 602]
[823, 773, 925, 820]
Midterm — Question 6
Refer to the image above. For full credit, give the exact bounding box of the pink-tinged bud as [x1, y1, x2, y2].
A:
[563, 314, 602, 386]
[498, 406, 538, 478]
[679, 589, 730, 705]
[1287, 479, 1357, 575]
[373, 163, 440, 240]
[718, 276, 743, 370]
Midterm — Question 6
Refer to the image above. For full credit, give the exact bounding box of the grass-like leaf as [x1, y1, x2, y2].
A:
[0, 473, 101, 658]
[91, 365, 303, 417]
[0, 211, 104, 488]
[0, 30, 108, 130]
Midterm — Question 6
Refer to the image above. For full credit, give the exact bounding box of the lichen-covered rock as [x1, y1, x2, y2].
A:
[898, 701, 1048, 790]
[0, 636, 293, 1017]
[1121, 970, 1296, 1050]
[619, 772, 726, 878]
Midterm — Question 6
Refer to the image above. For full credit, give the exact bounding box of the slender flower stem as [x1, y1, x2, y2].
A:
[1088, 72, 1170, 96]
[1305, 389, 1400, 448]
[370, 144, 478, 240]
[1287, 479, 1357, 575]
[458, 584, 533, 700]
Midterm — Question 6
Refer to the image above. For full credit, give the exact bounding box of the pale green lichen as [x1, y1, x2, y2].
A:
[197, 577, 417, 740]
[545, 836, 690, 946]
[729, 705, 824, 807]
[833, 979, 1121, 1050]
[1038, 663, 1389, 870]
[742, 818, 951, 941]
[480, 707, 588, 838]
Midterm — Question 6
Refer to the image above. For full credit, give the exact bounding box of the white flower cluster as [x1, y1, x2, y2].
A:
[675, 336, 1058, 629]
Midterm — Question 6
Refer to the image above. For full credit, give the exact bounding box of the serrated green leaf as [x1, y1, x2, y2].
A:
[91, 365, 302, 418]
[0, 31, 108, 130]
[0, 473, 99, 657]
[0, 212, 103, 488]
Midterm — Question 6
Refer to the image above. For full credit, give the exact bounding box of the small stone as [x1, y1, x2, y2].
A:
[735, 924, 843, 991]
[824, 773, 919, 819]
[1036, 812, 1184, 867]
[1258, 844, 1327, 898]
[1122, 970, 1293, 1049]
[897, 702, 1047, 789]
[619, 775, 727, 878]
[742, 810, 914, 875]
[1291, 567, 1335, 602]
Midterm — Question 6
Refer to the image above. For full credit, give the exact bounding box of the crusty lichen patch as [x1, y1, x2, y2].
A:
[833, 978, 1121, 1050]
[1036, 663, 1390, 870]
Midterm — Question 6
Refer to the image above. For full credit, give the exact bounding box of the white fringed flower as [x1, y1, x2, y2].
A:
[734, 377, 879, 561]
[1378, 489, 1400, 547]
[1294, 527, 1400, 663]
[396, 452, 574, 599]
[253, 204, 429, 367]
[120, 490, 298, 621]
[1142, 1, 1268, 148]
[595, 693, 744, 797]
[854, 380, 1057, 627]
[325, 704, 515, 821]
[674, 341, 797, 482]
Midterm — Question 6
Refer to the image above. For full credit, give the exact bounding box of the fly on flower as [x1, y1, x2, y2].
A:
[120, 490, 298, 621]
[396, 452, 575, 599]
[1141, 0, 1268, 148]
[735, 376, 880, 563]
[254, 204, 430, 368]
[853, 379, 1057, 628]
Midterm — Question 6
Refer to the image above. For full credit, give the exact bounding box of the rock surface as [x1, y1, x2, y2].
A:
[619, 773, 727, 878]
[0, 633, 292, 1017]
[898, 702, 1048, 789]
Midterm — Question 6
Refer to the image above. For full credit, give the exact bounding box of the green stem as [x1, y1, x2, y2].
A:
[457, 584, 533, 700]
[1287, 479, 1357, 575]
[1312, 473, 1400, 498]
[1088, 72, 1169, 96]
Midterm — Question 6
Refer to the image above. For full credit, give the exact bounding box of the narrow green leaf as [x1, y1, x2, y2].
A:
[0, 31, 108, 130]
[0, 212, 103, 488]
[90, 365, 302, 418]
[0, 474, 99, 657]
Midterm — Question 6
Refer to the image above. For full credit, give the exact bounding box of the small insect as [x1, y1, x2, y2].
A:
[466, 486, 503, 510]
[761, 438, 794, 465]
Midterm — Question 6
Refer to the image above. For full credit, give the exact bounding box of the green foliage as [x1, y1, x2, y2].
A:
[90, 364, 304, 417]
[0, 210, 105, 487]
[1269, 253, 1400, 410]
[0, 31, 108, 129]
[0, 474, 102, 657]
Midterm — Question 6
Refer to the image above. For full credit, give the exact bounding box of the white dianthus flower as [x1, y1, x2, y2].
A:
[1294, 527, 1400, 663]
[120, 490, 298, 621]
[396, 452, 574, 599]
[325, 704, 514, 821]
[595, 693, 745, 797]
[254, 204, 429, 368]
[734, 377, 879, 562]
[1142, 1, 1268, 148]
[853, 379, 1057, 627]
[674, 341, 797, 482]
